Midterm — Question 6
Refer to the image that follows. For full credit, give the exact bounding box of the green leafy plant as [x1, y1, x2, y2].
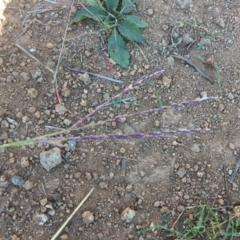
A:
[197, 42, 206, 50]
[70, 0, 148, 68]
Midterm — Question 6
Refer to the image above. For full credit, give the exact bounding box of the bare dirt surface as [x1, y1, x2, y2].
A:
[0, 0, 240, 239]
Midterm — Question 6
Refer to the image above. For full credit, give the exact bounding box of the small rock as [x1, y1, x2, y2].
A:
[162, 76, 171, 88]
[0, 106, 6, 117]
[23, 180, 34, 190]
[0, 176, 9, 188]
[40, 147, 62, 171]
[0, 57, 3, 65]
[82, 211, 94, 224]
[121, 207, 136, 222]
[34, 213, 49, 225]
[228, 93, 234, 100]
[147, 9, 154, 16]
[11, 235, 20, 240]
[197, 171, 205, 178]
[217, 198, 224, 205]
[84, 50, 91, 57]
[153, 201, 161, 208]
[126, 184, 133, 192]
[92, 172, 98, 180]
[191, 144, 201, 153]
[40, 198, 48, 206]
[60, 234, 68, 240]
[11, 176, 25, 187]
[63, 119, 72, 126]
[48, 208, 55, 216]
[61, 83, 71, 98]
[27, 88, 38, 98]
[162, 24, 169, 31]
[219, 103, 225, 112]
[120, 147, 126, 153]
[229, 143, 235, 150]
[46, 42, 54, 48]
[176, 167, 186, 178]
[167, 56, 174, 66]
[79, 73, 91, 85]
[22, 116, 28, 123]
[28, 106, 36, 113]
[55, 104, 67, 115]
[21, 72, 31, 81]
[99, 181, 108, 189]
[21, 157, 29, 168]
[177, 205, 185, 212]
[85, 172, 92, 180]
[216, 18, 225, 28]
[31, 68, 42, 80]
[200, 92, 208, 98]
[183, 33, 194, 45]
[73, 172, 81, 179]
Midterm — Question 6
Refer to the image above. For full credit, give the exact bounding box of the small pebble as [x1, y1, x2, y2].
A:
[85, 172, 92, 180]
[73, 172, 81, 179]
[23, 180, 34, 190]
[99, 181, 108, 189]
[153, 201, 161, 208]
[177, 205, 185, 212]
[121, 207, 136, 222]
[27, 88, 38, 98]
[176, 167, 186, 178]
[40, 198, 48, 206]
[21, 157, 29, 168]
[11, 176, 25, 187]
[55, 104, 67, 115]
[82, 211, 94, 224]
[162, 76, 171, 88]
[147, 9, 154, 16]
[229, 143, 235, 150]
[197, 171, 205, 178]
[167, 56, 174, 66]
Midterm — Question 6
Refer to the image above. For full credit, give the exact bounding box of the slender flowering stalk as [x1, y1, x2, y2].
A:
[78, 96, 218, 131]
[71, 70, 164, 128]
[0, 95, 217, 149]
[36, 128, 210, 145]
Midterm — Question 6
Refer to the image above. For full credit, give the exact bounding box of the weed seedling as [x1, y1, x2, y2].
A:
[70, 0, 148, 68]
[209, 33, 216, 42]
[197, 42, 206, 50]
[199, 31, 206, 37]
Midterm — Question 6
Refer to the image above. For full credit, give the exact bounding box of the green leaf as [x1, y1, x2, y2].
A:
[107, 29, 130, 68]
[120, 0, 139, 13]
[70, 6, 107, 24]
[106, 0, 119, 13]
[118, 19, 145, 43]
[124, 15, 148, 28]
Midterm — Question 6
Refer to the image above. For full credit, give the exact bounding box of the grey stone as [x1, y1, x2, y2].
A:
[176, 167, 187, 178]
[40, 147, 62, 171]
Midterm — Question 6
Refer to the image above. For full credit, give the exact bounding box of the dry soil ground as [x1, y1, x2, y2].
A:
[0, 0, 240, 239]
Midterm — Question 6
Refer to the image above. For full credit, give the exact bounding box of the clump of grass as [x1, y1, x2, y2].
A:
[139, 205, 240, 240]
